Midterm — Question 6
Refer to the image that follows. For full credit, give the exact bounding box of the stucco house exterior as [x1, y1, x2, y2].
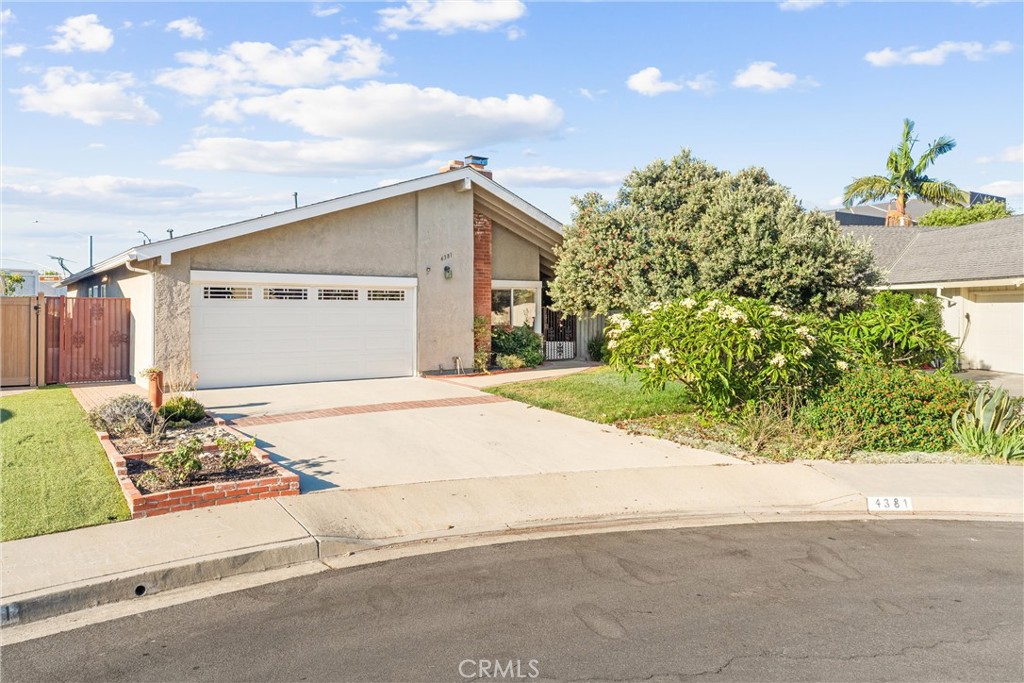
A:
[843, 215, 1024, 374]
[62, 162, 564, 388]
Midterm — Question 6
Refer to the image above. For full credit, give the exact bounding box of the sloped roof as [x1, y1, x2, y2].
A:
[64, 167, 564, 285]
[842, 215, 1024, 286]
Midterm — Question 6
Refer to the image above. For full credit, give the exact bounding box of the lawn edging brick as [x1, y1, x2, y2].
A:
[97, 425, 299, 519]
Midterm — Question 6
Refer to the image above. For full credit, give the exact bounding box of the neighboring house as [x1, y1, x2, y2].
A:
[828, 192, 1006, 226]
[62, 160, 563, 389]
[843, 215, 1024, 374]
[0, 269, 66, 297]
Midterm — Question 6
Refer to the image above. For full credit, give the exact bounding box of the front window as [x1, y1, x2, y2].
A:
[491, 284, 539, 330]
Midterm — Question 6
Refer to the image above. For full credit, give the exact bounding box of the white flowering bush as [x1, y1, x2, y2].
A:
[606, 293, 841, 413]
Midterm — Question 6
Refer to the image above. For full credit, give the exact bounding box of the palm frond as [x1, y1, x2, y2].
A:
[843, 175, 893, 207]
[916, 179, 967, 206]
[914, 135, 957, 175]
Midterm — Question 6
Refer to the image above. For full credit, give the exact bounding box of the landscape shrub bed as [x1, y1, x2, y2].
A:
[491, 324, 544, 368]
[801, 366, 972, 452]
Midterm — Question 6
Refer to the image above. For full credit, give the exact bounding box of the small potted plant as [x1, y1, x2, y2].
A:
[141, 367, 164, 410]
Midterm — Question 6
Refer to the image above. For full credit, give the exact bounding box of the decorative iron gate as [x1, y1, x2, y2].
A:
[45, 297, 131, 384]
[542, 307, 577, 360]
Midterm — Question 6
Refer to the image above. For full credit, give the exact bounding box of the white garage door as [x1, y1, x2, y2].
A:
[191, 273, 416, 388]
[968, 291, 1024, 375]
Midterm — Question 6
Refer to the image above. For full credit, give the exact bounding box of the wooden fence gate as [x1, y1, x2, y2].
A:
[1, 296, 40, 387]
[45, 297, 131, 384]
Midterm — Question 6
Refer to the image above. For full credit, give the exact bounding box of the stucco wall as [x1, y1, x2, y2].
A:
[114, 267, 155, 387]
[907, 284, 1023, 374]
[189, 195, 418, 275]
[492, 222, 540, 281]
[415, 185, 475, 372]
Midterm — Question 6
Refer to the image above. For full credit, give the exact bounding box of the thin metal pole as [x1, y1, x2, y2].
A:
[89, 236, 93, 267]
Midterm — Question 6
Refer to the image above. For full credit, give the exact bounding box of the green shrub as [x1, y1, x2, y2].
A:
[473, 315, 491, 373]
[492, 324, 544, 367]
[215, 437, 255, 471]
[87, 394, 156, 436]
[496, 354, 527, 370]
[158, 396, 206, 423]
[832, 292, 955, 369]
[156, 436, 204, 485]
[587, 333, 609, 363]
[802, 366, 972, 452]
[605, 293, 841, 413]
[950, 386, 1024, 461]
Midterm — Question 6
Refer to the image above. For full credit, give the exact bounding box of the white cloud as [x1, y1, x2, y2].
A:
[378, 0, 526, 34]
[626, 67, 717, 96]
[1, 8, 14, 34]
[865, 40, 1013, 67]
[206, 81, 563, 143]
[506, 25, 525, 41]
[167, 82, 562, 175]
[164, 137, 440, 175]
[732, 61, 816, 90]
[46, 14, 114, 53]
[312, 4, 342, 18]
[578, 87, 608, 101]
[977, 180, 1023, 199]
[155, 36, 386, 97]
[779, 1, 826, 11]
[685, 72, 717, 93]
[166, 17, 206, 40]
[977, 144, 1024, 164]
[626, 67, 683, 96]
[3, 44, 26, 57]
[14, 67, 159, 125]
[497, 166, 623, 189]
[3, 174, 198, 201]
[86, 142, 106, 150]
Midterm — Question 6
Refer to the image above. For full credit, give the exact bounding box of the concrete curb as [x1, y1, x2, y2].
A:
[2, 538, 318, 626]
[4, 507, 1020, 629]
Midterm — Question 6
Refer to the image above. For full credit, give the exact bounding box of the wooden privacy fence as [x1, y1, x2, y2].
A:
[45, 297, 131, 384]
[0, 295, 44, 387]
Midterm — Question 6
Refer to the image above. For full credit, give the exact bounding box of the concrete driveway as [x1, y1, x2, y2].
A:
[197, 377, 741, 492]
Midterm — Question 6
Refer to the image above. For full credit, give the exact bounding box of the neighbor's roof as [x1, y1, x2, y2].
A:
[63, 167, 564, 286]
[842, 214, 1024, 286]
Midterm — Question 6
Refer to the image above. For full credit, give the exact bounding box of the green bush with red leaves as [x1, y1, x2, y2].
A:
[801, 365, 972, 452]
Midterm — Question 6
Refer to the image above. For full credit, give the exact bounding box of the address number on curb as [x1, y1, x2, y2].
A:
[867, 496, 913, 512]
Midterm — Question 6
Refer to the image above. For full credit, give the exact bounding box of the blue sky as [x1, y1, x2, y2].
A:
[3, 1, 1022, 275]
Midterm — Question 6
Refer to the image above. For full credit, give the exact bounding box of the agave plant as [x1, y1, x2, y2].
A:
[950, 386, 1024, 461]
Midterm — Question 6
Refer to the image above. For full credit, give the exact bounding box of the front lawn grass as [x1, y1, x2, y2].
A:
[485, 366, 693, 423]
[1, 386, 130, 542]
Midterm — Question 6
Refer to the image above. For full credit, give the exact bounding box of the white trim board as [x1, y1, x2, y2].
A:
[190, 271, 417, 287]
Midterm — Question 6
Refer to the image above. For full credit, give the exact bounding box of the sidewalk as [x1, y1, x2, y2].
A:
[2, 461, 1020, 627]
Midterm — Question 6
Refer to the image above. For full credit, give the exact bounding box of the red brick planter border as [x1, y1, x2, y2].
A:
[97, 422, 299, 519]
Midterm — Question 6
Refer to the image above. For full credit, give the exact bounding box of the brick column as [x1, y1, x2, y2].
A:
[473, 212, 493, 352]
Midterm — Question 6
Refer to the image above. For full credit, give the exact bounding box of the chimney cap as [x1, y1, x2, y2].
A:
[464, 155, 488, 167]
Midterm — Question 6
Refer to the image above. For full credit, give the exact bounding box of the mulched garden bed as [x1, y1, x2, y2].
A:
[126, 452, 278, 494]
[109, 416, 236, 456]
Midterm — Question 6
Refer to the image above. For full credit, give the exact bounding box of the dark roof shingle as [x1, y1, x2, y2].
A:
[842, 215, 1024, 285]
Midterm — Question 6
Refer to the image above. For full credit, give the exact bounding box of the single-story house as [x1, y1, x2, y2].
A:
[843, 215, 1024, 374]
[62, 160, 564, 389]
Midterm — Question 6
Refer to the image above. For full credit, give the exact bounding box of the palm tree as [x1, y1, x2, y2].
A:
[843, 119, 966, 226]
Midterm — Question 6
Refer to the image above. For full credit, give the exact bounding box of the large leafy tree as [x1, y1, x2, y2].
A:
[550, 149, 878, 316]
[843, 119, 965, 224]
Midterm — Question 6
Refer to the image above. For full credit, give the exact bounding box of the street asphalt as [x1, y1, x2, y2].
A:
[3, 520, 1021, 683]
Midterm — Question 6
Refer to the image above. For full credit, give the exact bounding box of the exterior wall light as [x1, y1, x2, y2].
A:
[444, 265, 453, 280]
